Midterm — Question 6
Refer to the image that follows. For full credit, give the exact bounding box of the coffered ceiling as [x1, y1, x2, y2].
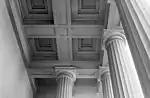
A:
[12, 0, 122, 95]
[18, 0, 108, 25]
[15, 0, 121, 69]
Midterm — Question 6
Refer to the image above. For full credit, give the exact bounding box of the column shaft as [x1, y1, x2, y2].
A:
[56, 71, 75, 98]
[102, 72, 114, 98]
[105, 34, 133, 98]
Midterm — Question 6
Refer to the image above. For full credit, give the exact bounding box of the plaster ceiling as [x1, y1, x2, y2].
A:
[13, 0, 122, 96]
[16, 0, 121, 75]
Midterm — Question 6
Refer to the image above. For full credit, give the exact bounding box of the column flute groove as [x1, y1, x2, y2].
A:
[101, 70, 114, 98]
[56, 71, 76, 98]
[105, 32, 134, 98]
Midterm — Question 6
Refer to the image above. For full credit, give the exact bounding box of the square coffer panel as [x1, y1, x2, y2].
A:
[18, 0, 54, 25]
[72, 38, 101, 61]
[71, 0, 107, 25]
[29, 38, 58, 61]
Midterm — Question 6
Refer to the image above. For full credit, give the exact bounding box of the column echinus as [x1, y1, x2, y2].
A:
[56, 71, 76, 98]
[101, 68, 114, 98]
[104, 32, 133, 98]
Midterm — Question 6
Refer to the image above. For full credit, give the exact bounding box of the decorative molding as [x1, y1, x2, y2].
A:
[103, 29, 125, 48]
[97, 66, 109, 81]
[104, 32, 126, 48]
[76, 69, 97, 78]
[72, 38, 101, 61]
[17, 0, 54, 24]
[28, 66, 110, 94]
[30, 61, 101, 69]
[28, 66, 110, 79]
[54, 66, 77, 81]
[71, 0, 107, 25]
[28, 68, 97, 79]
[28, 38, 58, 61]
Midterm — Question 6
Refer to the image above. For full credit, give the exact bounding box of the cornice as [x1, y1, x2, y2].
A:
[28, 66, 110, 80]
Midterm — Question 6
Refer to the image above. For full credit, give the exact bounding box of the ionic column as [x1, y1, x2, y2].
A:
[101, 70, 114, 98]
[56, 71, 76, 98]
[105, 32, 132, 98]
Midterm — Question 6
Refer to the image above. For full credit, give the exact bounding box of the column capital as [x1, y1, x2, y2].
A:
[101, 71, 111, 81]
[97, 66, 109, 81]
[55, 67, 76, 81]
[104, 31, 126, 48]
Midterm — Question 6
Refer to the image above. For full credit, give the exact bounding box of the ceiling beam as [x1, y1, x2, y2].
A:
[55, 28, 71, 61]
[28, 66, 109, 79]
[30, 61, 101, 69]
[52, 0, 67, 24]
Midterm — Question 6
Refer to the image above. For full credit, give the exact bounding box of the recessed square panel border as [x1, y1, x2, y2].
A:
[72, 38, 101, 61]
[18, 0, 54, 24]
[28, 38, 58, 61]
[71, 0, 107, 25]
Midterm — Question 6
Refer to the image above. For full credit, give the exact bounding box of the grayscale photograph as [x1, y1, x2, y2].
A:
[1, 0, 150, 98]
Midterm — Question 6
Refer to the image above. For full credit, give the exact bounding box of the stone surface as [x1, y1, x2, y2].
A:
[56, 71, 76, 98]
[101, 71, 114, 98]
[105, 32, 130, 98]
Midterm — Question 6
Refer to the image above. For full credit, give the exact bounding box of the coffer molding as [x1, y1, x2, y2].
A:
[72, 38, 102, 61]
[71, 0, 108, 25]
[28, 38, 58, 61]
[18, 0, 54, 25]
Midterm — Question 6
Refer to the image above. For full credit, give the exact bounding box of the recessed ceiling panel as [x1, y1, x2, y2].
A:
[35, 38, 56, 52]
[28, 0, 48, 14]
[72, 38, 101, 61]
[29, 38, 58, 61]
[81, 0, 96, 9]
[78, 38, 95, 52]
[71, 0, 107, 25]
[31, 0, 45, 9]
[78, 0, 98, 14]
[18, 0, 53, 24]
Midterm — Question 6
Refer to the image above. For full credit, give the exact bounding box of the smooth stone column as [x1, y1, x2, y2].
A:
[56, 71, 76, 98]
[101, 70, 114, 98]
[105, 32, 132, 98]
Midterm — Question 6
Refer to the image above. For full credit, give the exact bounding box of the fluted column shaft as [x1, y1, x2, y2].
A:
[56, 71, 75, 98]
[101, 71, 114, 98]
[105, 33, 132, 98]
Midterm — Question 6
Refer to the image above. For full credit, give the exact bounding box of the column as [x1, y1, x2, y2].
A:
[105, 32, 132, 98]
[101, 70, 114, 98]
[56, 71, 76, 98]
[115, 0, 150, 97]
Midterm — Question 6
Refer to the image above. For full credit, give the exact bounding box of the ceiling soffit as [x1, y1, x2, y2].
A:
[26, 26, 104, 64]
[18, 0, 108, 25]
[15, 0, 112, 67]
